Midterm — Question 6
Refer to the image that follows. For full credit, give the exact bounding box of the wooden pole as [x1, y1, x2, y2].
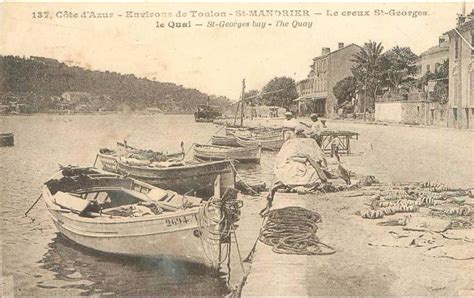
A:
[240, 79, 246, 127]
[25, 194, 42, 216]
[363, 77, 367, 122]
[233, 100, 240, 126]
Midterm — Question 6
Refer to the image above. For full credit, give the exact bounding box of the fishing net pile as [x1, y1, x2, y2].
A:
[259, 206, 335, 255]
[274, 138, 326, 189]
[357, 182, 474, 226]
[272, 138, 360, 194]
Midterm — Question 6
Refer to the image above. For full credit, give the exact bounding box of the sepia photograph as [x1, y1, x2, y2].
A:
[1, 1, 473, 296]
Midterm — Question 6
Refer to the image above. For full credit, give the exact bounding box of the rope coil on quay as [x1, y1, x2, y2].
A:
[259, 206, 336, 255]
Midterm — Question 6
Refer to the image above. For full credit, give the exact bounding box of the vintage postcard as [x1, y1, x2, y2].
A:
[1, 1, 473, 296]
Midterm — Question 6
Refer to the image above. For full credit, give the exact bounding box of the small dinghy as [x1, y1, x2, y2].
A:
[236, 135, 286, 151]
[97, 142, 185, 174]
[210, 135, 239, 147]
[116, 158, 236, 197]
[193, 143, 261, 163]
[0, 133, 14, 147]
[42, 166, 240, 269]
[97, 148, 118, 172]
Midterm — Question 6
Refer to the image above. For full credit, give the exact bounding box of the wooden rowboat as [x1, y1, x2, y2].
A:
[97, 142, 185, 173]
[210, 135, 239, 147]
[42, 166, 239, 269]
[193, 144, 261, 163]
[97, 148, 118, 172]
[116, 159, 236, 197]
[0, 133, 14, 147]
[117, 142, 185, 161]
[236, 135, 286, 151]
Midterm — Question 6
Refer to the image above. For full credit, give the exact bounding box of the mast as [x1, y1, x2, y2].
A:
[240, 79, 246, 127]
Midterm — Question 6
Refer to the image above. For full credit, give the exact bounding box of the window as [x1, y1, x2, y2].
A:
[426, 64, 431, 72]
[453, 108, 458, 121]
[435, 63, 440, 72]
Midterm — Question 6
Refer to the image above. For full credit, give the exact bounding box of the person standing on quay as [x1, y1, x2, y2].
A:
[301, 113, 323, 146]
[281, 111, 302, 140]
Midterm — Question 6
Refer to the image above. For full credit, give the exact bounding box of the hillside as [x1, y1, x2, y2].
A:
[0, 55, 231, 113]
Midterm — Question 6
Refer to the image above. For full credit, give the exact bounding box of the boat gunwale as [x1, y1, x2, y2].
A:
[117, 158, 235, 172]
[43, 185, 204, 225]
[194, 143, 259, 152]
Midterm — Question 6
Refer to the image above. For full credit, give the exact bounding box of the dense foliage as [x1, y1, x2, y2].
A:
[380, 46, 418, 91]
[339, 41, 420, 111]
[0, 55, 231, 113]
[333, 76, 358, 105]
[261, 77, 298, 109]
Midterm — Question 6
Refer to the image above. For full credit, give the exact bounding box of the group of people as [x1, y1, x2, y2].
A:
[281, 111, 325, 145]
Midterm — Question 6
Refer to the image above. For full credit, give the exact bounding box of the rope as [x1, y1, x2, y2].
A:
[196, 195, 243, 267]
[259, 206, 335, 255]
[207, 125, 226, 144]
[185, 143, 195, 156]
[229, 161, 260, 196]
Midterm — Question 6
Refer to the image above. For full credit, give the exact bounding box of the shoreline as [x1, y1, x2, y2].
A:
[214, 116, 474, 132]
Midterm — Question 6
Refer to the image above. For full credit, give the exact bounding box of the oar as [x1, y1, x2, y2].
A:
[25, 194, 42, 217]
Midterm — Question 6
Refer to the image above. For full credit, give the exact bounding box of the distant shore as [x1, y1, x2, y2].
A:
[0, 111, 195, 116]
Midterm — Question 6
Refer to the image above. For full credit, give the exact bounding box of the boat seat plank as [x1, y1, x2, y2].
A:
[54, 191, 91, 214]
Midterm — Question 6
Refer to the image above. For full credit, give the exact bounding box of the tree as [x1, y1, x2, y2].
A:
[333, 76, 358, 106]
[381, 46, 419, 92]
[434, 59, 449, 79]
[243, 89, 260, 105]
[351, 41, 385, 112]
[432, 81, 449, 104]
[261, 77, 298, 109]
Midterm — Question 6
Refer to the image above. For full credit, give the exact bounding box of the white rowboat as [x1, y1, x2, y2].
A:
[42, 167, 239, 270]
[193, 144, 261, 163]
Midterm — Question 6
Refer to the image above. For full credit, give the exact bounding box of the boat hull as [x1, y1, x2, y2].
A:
[211, 135, 239, 147]
[116, 142, 185, 161]
[194, 144, 261, 163]
[0, 133, 14, 147]
[236, 136, 285, 151]
[97, 152, 118, 173]
[43, 189, 222, 269]
[117, 160, 236, 196]
[195, 118, 215, 123]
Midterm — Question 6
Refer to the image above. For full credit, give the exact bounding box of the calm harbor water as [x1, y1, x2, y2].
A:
[0, 114, 273, 296]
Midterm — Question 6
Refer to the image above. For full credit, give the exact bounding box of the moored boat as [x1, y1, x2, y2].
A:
[117, 142, 185, 161]
[210, 135, 239, 147]
[193, 144, 261, 163]
[42, 166, 240, 270]
[97, 142, 185, 174]
[194, 103, 222, 123]
[0, 133, 14, 147]
[236, 135, 286, 151]
[116, 158, 236, 197]
[97, 148, 118, 172]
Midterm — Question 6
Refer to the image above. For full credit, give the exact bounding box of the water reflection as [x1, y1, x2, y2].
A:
[40, 235, 230, 296]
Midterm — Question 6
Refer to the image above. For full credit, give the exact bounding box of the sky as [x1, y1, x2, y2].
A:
[1, 2, 472, 100]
